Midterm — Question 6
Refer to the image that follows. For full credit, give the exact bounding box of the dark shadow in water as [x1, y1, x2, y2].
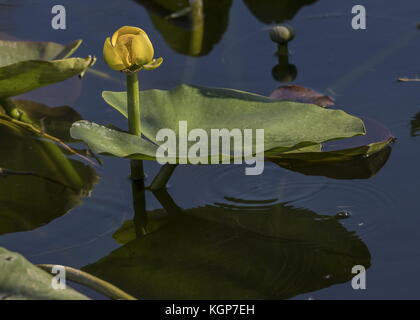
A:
[272, 42, 298, 83]
[273, 144, 393, 180]
[0, 100, 97, 236]
[83, 187, 370, 299]
[135, 0, 318, 57]
[135, 0, 232, 57]
[243, 0, 318, 24]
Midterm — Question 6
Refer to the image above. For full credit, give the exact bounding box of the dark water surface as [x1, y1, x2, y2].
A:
[1, 0, 420, 299]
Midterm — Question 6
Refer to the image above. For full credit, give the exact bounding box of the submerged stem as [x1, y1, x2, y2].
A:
[149, 164, 178, 191]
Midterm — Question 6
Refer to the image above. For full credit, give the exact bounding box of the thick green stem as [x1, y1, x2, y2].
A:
[126, 72, 145, 180]
[126, 73, 141, 136]
[149, 164, 178, 191]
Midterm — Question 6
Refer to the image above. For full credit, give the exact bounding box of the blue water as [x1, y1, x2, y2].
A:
[1, 0, 420, 299]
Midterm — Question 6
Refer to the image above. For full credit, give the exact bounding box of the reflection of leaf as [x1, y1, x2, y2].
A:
[270, 85, 335, 107]
[136, 0, 232, 56]
[272, 139, 393, 179]
[11, 99, 82, 141]
[0, 119, 98, 236]
[71, 84, 365, 161]
[411, 112, 420, 137]
[0, 40, 93, 97]
[84, 202, 370, 299]
[244, 0, 318, 24]
[0, 247, 88, 300]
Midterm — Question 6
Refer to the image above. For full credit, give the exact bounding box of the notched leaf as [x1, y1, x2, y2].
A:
[270, 85, 335, 107]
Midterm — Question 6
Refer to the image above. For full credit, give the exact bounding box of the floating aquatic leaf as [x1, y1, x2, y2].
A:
[71, 84, 365, 162]
[0, 247, 88, 300]
[270, 85, 335, 107]
[0, 39, 93, 97]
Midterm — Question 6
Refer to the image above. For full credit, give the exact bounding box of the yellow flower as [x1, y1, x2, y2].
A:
[103, 26, 163, 71]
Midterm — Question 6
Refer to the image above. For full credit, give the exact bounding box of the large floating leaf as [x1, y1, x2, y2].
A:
[0, 40, 93, 97]
[0, 247, 88, 300]
[102, 85, 365, 150]
[71, 84, 365, 162]
[0, 118, 98, 236]
[84, 202, 370, 299]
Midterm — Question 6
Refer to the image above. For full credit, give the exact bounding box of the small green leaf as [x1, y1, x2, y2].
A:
[0, 40, 82, 67]
[0, 40, 93, 98]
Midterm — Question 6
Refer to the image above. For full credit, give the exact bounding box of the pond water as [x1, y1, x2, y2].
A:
[1, 0, 420, 299]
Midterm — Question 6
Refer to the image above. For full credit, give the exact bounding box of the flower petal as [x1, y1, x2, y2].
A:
[131, 32, 155, 67]
[103, 37, 126, 71]
[111, 26, 144, 46]
[142, 57, 163, 70]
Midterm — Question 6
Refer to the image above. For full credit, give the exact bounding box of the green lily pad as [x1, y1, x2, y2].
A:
[0, 39, 93, 97]
[0, 118, 98, 236]
[71, 85, 365, 162]
[0, 247, 88, 300]
[84, 202, 370, 299]
[70, 121, 158, 160]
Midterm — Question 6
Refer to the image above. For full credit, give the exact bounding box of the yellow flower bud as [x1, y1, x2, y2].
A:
[103, 26, 163, 72]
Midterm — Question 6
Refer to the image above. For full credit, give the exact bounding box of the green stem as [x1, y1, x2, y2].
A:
[126, 72, 145, 180]
[152, 188, 183, 215]
[126, 72, 141, 136]
[149, 164, 178, 191]
[37, 264, 136, 300]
